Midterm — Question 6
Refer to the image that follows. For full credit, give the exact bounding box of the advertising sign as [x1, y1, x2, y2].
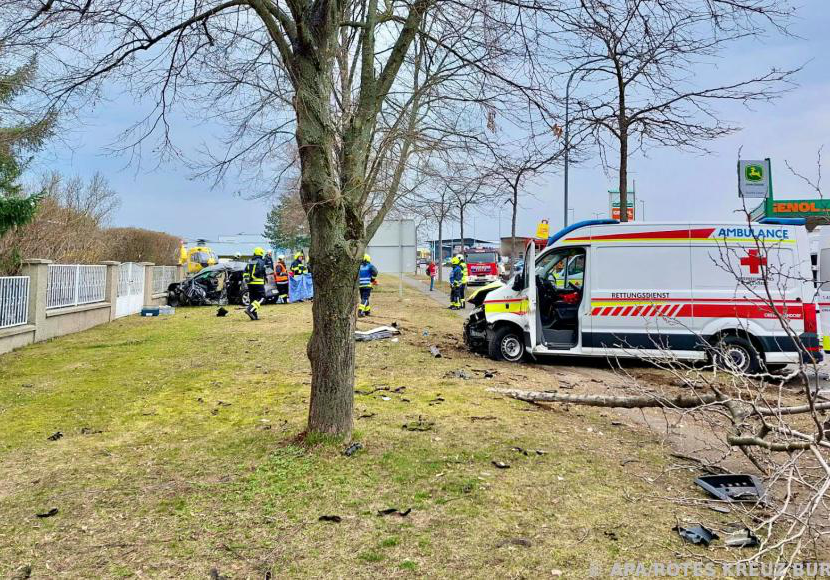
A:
[738, 159, 771, 198]
[609, 189, 636, 221]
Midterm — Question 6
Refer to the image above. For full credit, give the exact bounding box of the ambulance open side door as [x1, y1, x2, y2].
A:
[817, 227, 830, 352]
[525, 240, 538, 351]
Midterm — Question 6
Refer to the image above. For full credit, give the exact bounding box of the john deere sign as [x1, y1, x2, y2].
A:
[738, 159, 771, 198]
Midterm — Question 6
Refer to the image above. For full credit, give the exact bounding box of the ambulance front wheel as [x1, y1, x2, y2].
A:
[714, 335, 761, 375]
[489, 326, 526, 362]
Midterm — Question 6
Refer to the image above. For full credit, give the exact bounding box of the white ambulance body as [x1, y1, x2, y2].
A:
[464, 220, 822, 373]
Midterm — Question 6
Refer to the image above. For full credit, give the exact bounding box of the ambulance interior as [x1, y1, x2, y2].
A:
[535, 247, 586, 348]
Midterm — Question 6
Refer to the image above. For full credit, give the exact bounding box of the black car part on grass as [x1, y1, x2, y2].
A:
[695, 474, 765, 503]
[377, 507, 412, 517]
[343, 442, 363, 456]
[673, 524, 719, 546]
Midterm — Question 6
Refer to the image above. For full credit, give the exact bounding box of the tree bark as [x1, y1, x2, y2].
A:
[459, 205, 465, 254]
[306, 213, 359, 437]
[619, 124, 628, 223]
[491, 387, 717, 408]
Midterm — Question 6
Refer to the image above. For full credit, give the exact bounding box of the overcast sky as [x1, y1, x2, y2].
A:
[32, 0, 829, 249]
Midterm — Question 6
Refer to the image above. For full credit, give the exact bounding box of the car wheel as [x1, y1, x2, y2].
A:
[167, 291, 179, 307]
[488, 326, 525, 362]
[241, 291, 250, 306]
[715, 335, 761, 374]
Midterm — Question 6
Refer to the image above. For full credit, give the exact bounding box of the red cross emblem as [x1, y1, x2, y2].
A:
[739, 249, 767, 274]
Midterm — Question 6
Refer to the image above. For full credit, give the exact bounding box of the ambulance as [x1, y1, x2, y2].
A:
[464, 219, 822, 374]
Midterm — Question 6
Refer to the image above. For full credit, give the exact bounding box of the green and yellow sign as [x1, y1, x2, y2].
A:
[738, 159, 771, 198]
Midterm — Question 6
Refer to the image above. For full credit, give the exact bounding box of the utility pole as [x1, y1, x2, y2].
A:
[564, 57, 605, 229]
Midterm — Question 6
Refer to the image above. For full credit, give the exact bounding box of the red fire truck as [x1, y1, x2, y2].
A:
[465, 247, 503, 286]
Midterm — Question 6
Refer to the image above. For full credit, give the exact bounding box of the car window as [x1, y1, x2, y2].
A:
[537, 248, 585, 284]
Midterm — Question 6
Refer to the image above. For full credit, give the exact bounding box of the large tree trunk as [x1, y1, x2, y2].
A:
[306, 208, 360, 437]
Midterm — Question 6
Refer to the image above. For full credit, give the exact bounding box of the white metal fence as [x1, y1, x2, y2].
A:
[0, 276, 29, 329]
[46, 265, 107, 310]
[115, 262, 145, 318]
[152, 266, 178, 294]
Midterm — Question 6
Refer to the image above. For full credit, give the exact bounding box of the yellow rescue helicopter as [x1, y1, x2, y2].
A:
[179, 239, 218, 275]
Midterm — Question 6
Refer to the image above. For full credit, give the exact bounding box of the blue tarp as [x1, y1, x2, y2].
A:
[289, 273, 314, 302]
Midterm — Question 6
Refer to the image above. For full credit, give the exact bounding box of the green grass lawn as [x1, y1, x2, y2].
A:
[1, 278, 725, 578]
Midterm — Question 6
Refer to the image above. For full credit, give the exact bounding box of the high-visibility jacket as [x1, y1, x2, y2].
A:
[244, 257, 266, 285]
[450, 264, 463, 287]
[359, 261, 378, 288]
[290, 258, 307, 276]
[274, 262, 289, 283]
[459, 260, 468, 284]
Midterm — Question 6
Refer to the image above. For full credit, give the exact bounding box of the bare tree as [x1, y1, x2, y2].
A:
[556, 0, 796, 222]
[487, 144, 561, 263]
[2, 0, 566, 436]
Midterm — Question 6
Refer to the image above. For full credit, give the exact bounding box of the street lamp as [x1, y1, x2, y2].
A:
[564, 57, 605, 229]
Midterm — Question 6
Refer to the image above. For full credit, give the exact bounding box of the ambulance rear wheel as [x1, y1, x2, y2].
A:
[715, 335, 761, 374]
[489, 326, 525, 362]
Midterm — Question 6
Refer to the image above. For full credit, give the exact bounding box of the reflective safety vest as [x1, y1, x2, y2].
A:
[291, 259, 307, 276]
[274, 262, 289, 283]
[460, 262, 468, 284]
[359, 262, 378, 288]
[244, 257, 266, 285]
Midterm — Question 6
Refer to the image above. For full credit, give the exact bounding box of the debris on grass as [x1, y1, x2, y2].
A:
[216, 307, 228, 317]
[673, 524, 718, 546]
[402, 416, 434, 431]
[428, 395, 445, 405]
[355, 326, 401, 342]
[469, 415, 497, 422]
[318, 515, 342, 523]
[491, 460, 510, 469]
[722, 525, 760, 548]
[47, 431, 63, 441]
[343, 442, 363, 457]
[357, 412, 376, 420]
[707, 504, 731, 514]
[377, 507, 412, 517]
[695, 474, 765, 503]
[444, 369, 471, 380]
[209, 567, 229, 580]
[429, 346, 442, 358]
[12, 565, 32, 580]
[35, 508, 59, 518]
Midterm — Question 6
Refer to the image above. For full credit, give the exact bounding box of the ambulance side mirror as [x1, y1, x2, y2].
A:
[512, 274, 524, 291]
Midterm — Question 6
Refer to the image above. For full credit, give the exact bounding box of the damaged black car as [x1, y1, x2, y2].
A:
[166, 262, 278, 306]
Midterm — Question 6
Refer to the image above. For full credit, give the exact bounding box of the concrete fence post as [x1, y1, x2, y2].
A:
[176, 264, 185, 282]
[100, 261, 120, 321]
[20, 259, 52, 342]
[138, 262, 155, 308]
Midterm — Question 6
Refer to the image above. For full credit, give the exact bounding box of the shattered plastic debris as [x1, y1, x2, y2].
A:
[35, 508, 59, 518]
[695, 474, 765, 503]
[673, 524, 719, 546]
[430, 346, 442, 358]
[343, 442, 363, 457]
[377, 507, 412, 517]
[216, 307, 228, 317]
[492, 461, 510, 469]
[47, 431, 63, 441]
[355, 326, 401, 342]
[444, 369, 471, 380]
[318, 515, 342, 523]
[722, 525, 760, 548]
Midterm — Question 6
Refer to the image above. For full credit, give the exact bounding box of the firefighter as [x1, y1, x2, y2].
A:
[243, 247, 267, 320]
[456, 253, 468, 308]
[264, 250, 274, 270]
[290, 251, 307, 276]
[274, 254, 289, 304]
[449, 256, 463, 310]
[357, 254, 378, 317]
